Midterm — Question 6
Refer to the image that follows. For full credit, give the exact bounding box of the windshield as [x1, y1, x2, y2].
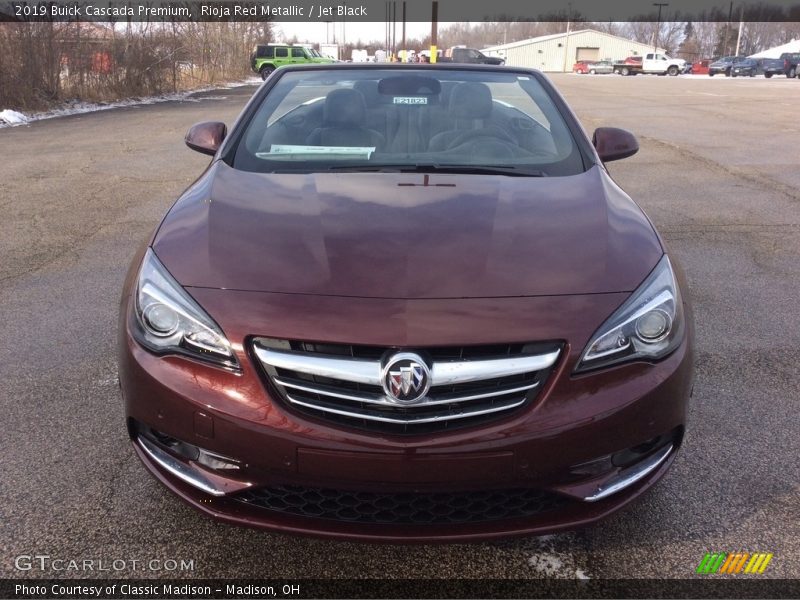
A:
[232, 68, 586, 177]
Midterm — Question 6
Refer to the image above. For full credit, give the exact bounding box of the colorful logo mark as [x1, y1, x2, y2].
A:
[696, 552, 773, 575]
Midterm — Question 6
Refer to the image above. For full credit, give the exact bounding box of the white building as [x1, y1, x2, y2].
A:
[483, 29, 664, 72]
[749, 39, 800, 59]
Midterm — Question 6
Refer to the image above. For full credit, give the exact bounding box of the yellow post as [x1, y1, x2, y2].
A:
[430, 45, 437, 64]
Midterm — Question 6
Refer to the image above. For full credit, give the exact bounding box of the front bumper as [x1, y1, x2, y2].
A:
[119, 286, 693, 541]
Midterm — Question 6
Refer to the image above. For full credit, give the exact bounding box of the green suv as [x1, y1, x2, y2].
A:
[251, 45, 335, 79]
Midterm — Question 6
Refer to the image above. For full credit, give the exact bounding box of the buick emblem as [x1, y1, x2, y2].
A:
[381, 352, 431, 404]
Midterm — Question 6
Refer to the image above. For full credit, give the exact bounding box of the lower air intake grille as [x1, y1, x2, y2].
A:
[235, 485, 568, 525]
[253, 339, 561, 434]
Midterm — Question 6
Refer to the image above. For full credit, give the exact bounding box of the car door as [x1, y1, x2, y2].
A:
[290, 48, 306, 64]
[273, 47, 290, 67]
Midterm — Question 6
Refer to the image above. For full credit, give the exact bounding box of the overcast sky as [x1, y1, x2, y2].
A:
[273, 21, 449, 46]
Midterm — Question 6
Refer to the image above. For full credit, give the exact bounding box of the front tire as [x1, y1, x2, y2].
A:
[260, 65, 275, 80]
[765, 72, 773, 78]
[789, 67, 797, 78]
[668, 65, 679, 76]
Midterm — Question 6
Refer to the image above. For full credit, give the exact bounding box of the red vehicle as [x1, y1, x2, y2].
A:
[623, 56, 643, 65]
[572, 60, 591, 74]
[119, 64, 694, 542]
[690, 59, 711, 75]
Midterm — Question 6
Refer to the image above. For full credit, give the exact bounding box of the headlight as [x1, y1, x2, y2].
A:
[575, 255, 684, 373]
[132, 249, 238, 369]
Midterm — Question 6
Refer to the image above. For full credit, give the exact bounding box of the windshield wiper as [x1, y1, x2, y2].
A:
[324, 164, 547, 177]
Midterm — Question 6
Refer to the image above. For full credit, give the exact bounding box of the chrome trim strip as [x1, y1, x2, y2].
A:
[285, 394, 527, 424]
[431, 350, 560, 385]
[583, 444, 674, 502]
[254, 346, 382, 386]
[256, 345, 560, 387]
[138, 435, 227, 497]
[274, 376, 539, 407]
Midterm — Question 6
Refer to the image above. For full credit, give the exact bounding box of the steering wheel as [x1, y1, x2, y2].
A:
[445, 128, 518, 150]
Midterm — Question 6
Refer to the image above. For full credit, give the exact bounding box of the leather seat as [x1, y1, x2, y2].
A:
[427, 82, 504, 152]
[353, 80, 400, 145]
[306, 88, 385, 149]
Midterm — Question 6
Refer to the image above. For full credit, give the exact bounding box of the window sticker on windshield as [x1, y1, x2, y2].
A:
[517, 76, 530, 80]
[258, 145, 376, 160]
[393, 97, 428, 105]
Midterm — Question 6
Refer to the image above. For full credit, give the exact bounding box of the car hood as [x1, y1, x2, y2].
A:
[152, 162, 662, 299]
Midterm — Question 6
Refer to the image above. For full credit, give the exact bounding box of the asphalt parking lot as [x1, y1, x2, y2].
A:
[1, 73, 798, 581]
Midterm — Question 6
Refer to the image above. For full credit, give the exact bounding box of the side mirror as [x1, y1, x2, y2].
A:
[592, 127, 639, 162]
[185, 121, 226, 156]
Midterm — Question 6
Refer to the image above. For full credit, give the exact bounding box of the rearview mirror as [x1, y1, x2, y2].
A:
[185, 121, 226, 156]
[592, 127, 639, 162]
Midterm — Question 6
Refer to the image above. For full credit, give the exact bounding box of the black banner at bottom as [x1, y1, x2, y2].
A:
[2, 579, 800, 599]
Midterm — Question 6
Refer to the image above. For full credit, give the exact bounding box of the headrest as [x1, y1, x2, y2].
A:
[352, 80, 381, 107]
[449, 82, 493, 119]
[439, 81, 457, 105]
[324, 88, 366, 127]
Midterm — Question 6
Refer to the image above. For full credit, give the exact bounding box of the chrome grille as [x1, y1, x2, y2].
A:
[253, 339, 561, 434]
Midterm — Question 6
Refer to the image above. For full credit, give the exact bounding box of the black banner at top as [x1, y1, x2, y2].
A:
[2, 0, 800, 22]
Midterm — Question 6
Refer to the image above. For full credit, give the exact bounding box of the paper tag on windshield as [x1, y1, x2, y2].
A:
[267, 145, 375, 159]
[393, 97, 428, 105]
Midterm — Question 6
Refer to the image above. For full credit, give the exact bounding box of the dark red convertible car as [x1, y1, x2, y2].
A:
[119, 64, 693, 541]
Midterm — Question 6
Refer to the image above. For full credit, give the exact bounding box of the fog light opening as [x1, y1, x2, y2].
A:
[136, 422, 240, 471]
[612, 434, 666, 468]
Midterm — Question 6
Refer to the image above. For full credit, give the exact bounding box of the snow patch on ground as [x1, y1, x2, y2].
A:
[528, 553, 564, 576]
[0, 109, 29, 125]
[525, 533, 593, 580]
[0, 77, 261, 128]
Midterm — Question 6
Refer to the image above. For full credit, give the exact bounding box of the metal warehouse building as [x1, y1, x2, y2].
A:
[483, 29, 664, 72]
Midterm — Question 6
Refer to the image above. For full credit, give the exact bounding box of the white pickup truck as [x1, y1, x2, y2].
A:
[613, 53, 686, 76]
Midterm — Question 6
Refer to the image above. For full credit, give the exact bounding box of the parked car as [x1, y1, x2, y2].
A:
[759, 58, 785, 78]
[690, 59, 711, 75]
[779, 52, 800, 78]
[586, 60, 614, 74]
[731, 58, 760, 77]
[251, 44, 334, 80]
[573, 60, 592, 74]
[708, 56, 746, 76]
[612, 53, 686, 76]
[120, 63, 693, 542]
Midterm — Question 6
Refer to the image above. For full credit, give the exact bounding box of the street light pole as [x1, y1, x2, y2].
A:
[653, 2, 668, 53]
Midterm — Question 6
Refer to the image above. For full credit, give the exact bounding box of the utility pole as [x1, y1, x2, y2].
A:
[734, 4, 744, 56]
[653, 3, 668, 53]
[723, 1, 733, 55]
[561, 2, 572, 72]
[430, 0, 438, 63]
[401, 1, 406, 62]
